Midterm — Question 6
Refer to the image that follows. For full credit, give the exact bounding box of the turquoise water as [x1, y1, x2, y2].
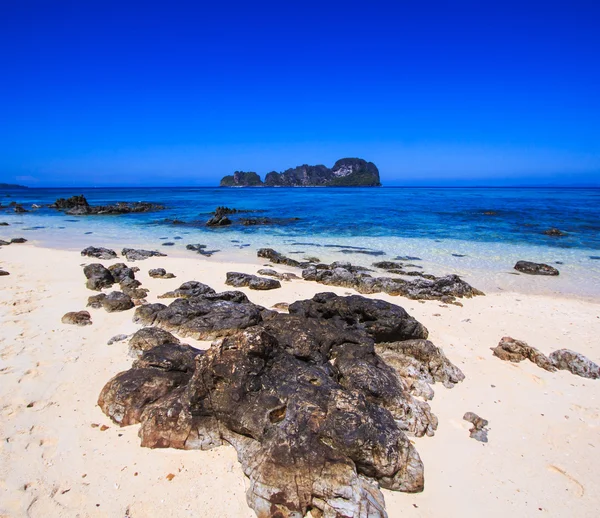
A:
[2, 187, 599, 298]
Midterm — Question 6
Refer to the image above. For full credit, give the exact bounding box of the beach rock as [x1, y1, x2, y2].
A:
[10, 237, 27, 244]
[491, 336, 556, 371]
[257, 248, 308, 268]
[87, 293, 107, 308]
[158, 280, 216, 299]
[0, 269, 9, 276]
[256, 268, 300, 281]
[185, 243, 220, 256]
[122, 248, 167, 261]
[134, 291, 265, 340]
[463, 412, 489, 442]
[549, 349, 600, 379]
[0, 222, 9, 226]
[102, 291, 135, 313]
[206, 207, 233, 226]
[0, 240, 10, 246]
[107, 334, 129, 345]
[99, 312, 433, 517]
[514, 260, 559, 276]
[129, 327, 181, 356]
[225, 272, 282, 290]
[272, 302, 290, 311]
[108, 263, 136, 283]
[13, 205, 28, 213]
[52, 195, 89, 209]
[373, 261, 404, 270]
[83, 263, 115, 291]
[544, 228, 567, 236]
[62, 310, 92, 326]
[149, 268, 176, 279]
[289, 293, 429, 343]
[376, 339, 465, 397]
[81, 246, 117, 260]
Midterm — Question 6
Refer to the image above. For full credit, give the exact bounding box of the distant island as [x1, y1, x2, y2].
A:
[0, 183, 28, 189]
[220, 158, 381, 187]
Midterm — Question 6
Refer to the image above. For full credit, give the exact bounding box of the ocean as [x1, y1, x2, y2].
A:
[2, 186, 600, 298]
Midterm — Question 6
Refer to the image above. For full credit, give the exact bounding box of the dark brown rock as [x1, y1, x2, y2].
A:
[514, 261, 559, 276]
[81, 246, 117, 260]
[492, 336, 556, 371]
[225, 272, 282, 290]
[463, 412, 489, 442]
[102, 291, 135, 313]
[83, 263, 115, 291]
[62, 311, 92, 326]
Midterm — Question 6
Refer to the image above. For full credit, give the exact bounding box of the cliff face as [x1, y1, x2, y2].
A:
[220, 158, 381, 187]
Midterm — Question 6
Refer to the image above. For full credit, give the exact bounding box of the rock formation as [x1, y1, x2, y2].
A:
[220, 158, 381, 187]
[225, 272, 281, 290]
[81, 246, 118, 260]
[100, 291, 465, 517]
[514, 261, 559, 276]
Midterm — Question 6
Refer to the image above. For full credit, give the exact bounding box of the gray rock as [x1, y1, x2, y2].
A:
[102, 291, 135, 313]
[62, 311, 92, 326]
[514, 261, 559, 276]
[83, 263, 115, 291]
[225, 272, 282, 290]
[121, 248, 167, 261]
[463, 412, 489, 442]
[81, 246, 117, 260]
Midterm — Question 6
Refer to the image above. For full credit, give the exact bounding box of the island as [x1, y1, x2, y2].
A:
[0, 183, 28, 189]
[220, 158, 381, 187]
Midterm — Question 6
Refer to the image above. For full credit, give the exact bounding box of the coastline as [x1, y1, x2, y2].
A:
[1, 242, 599, 517]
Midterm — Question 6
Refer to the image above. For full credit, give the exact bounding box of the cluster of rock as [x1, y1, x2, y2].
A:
[257, 248, 484, 303]
[205, 206, 297, 228]
[51, 195, 165, 215]
[220, 158, 381, 187]
[0, 237, 28, 246]
[99, 290, 464, 517]
[492, 336, 599, 379]
[83, 262, 147, 310]
[514, 261, 559, 276]
[149, 268, 176, 279]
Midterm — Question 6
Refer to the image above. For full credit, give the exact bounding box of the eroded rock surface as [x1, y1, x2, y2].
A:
[492, 336, 556, 371]
[225, 272, 281, 290]
[122, 248, 167, 261]
[514, 260, 559, 276]
[463, 412, 489, 443]
[100, 291, 465, 517]
[549, 349, 600, 379]
[102, 291, 135, 313]
[81, 246, 117, 260]
[62, 311, 92, 326]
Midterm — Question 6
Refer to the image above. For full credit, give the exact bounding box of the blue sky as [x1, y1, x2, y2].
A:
[1, 1, 599, 186]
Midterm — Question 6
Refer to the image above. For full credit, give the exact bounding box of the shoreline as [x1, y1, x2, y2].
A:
[1, 242, 599, 516]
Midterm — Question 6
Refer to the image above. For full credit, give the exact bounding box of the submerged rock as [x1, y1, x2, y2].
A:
[463, 412, 489, 443]
[101, 291, 466, 516]
[81, 246, 117, 260]
[206, 207, 233, 226]
[225, 272, 282, 290]
[122, 248, 167, 261]
[543, 228, 567, 236]
[10, 237, 27, 244]
[514, 261, 559, 276]
[62, 310, 92, 326]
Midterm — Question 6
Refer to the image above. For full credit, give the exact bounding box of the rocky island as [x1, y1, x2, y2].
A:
[220, 158, 381, 187]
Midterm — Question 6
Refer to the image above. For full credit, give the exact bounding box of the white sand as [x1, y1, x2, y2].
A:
[0, 244, 598, 517]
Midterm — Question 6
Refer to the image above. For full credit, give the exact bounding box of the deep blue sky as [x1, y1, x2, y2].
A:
[1, 1, 599, 187]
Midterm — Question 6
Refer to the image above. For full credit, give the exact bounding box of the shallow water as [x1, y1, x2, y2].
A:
[1, 187, 599, 298]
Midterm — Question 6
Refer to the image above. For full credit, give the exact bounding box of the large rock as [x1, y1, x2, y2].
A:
[83, 263, 115, 291]
[81, 246, 117, 260]
[158, 280, 216, 299]
[102, 291, 135, 313]
[225, 272, 281, 290]
[122, 248, 167, 261]
[549, 349, 600, 379]
[514, 261, 559, 276]
[99, 306, 454, 516]
[206, 206, 233, 226]
[492, 336, 556, 371]
[289, 292, 429, 343]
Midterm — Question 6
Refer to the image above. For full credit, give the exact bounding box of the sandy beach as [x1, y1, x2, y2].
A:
[0, 242, 599, 518]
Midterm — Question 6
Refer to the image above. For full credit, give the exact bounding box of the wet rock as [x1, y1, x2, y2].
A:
[102, 291, 135, 313]
[158, 280, 216, 299]
[340, 249, 386, 256]
[87, 293, 107, 308]
[62, 310, 92, 326]
[549, 349, 600, 379]
[10, 237, 27, 244]
[81, 246, 117, 260]
[0, 269, 9, 276]
[14, 205, 28, 213]
[514, 260, 559, 276]
[149, 268, 176, 279]
[122, 248, 167, 261]
[373, 261, 404, 270]
[257, 248, 308, 268]
[0, 240, 9, 246]
[129, 327, 181, 356]
[225, 272, 282, 290]
[66, 201, 165, 215]
[491, 336, 556, 371]
[83, 263, 115, 291]
[206, 207, 232, 226]
[0, 222, 9, 226]
[463, 412, 489, 442]
[52, 195, 89, 209]
[257, 268, 300, 281]
[162, 242, 175, 246]
[185, 244, 220, 256]
[543, 228, 567, 236]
